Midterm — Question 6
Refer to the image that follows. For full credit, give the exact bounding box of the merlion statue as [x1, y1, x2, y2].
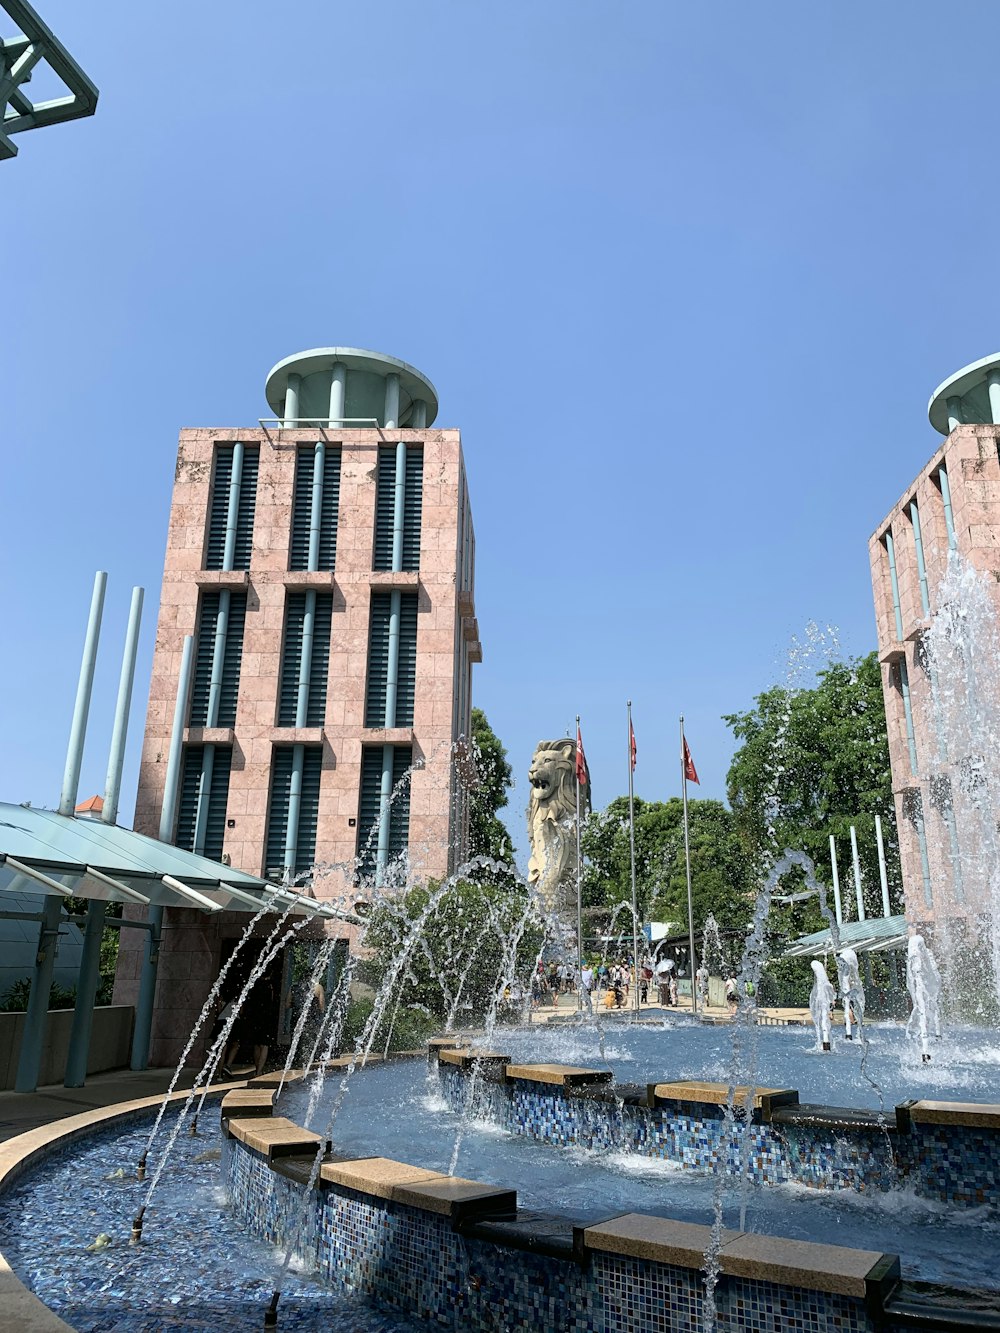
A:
[527, 739, 590, 924]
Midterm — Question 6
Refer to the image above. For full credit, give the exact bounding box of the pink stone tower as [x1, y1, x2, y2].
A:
[114, 347, 480, 1062]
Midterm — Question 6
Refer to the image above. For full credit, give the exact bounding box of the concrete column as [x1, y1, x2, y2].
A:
[130, 906, 161, 1070]
[284, 373, 301, 428]
[64, 900, 107, 1087]
[989, 371, 1000, 425]
[102, 586, 144, 825]
[850, 824, 865, 922]
[411, 399, 427, 429]
[384, 373, 400, 430]
[946, 395, 963, 433]
[58, 571, 107, 816]
[15, 897, 63, 1092]
[329, 362, 347, 426]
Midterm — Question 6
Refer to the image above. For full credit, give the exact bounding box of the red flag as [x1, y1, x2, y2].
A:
[683, 736, 700, 785]
[629, 719, 637, 772]
[575, 723, 587, 786]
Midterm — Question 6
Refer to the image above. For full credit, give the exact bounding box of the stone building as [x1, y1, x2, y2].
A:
[114, 347, 481, 1061]
[869, 353, 1000, 933]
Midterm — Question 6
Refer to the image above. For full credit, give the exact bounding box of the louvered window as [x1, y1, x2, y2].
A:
[264, 746, 323, 877]
[365, 591, 418, 727]
[205, 444, 259, 571]
[189, 591, 247, 727]
[373, 446, 423, 571]
[277, 593, 333, 725]
[175, 745, 232, 861]
[290, 445, 341, 571]
[356, 746, 412, 878]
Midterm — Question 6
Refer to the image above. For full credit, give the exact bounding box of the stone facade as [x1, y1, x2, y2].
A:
[115, 420, 480, 1063]
[869, 422, 1000, 929]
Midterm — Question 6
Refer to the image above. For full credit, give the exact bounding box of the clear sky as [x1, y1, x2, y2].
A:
[4, 1, 1000, 860]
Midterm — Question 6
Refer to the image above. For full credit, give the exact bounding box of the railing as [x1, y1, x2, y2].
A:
[258, 417, 385, 446]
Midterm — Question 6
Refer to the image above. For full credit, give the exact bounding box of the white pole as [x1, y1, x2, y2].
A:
[575, 715, 584, 1011]
[627, 701, 640, 1016]
[680, 717, 698, 1015]
[850, 824, 866, 922]
[829, 834, 843, 926]
[875, 814, 892, 918]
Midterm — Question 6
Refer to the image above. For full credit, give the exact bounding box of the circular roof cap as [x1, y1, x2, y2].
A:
[264, 346, 438, 425]
[928, 353, 1000, 435]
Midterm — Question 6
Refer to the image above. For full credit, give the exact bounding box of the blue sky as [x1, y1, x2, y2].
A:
[4, 1, 1000, 858]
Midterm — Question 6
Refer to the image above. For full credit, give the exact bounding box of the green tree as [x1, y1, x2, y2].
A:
[581, 796, 752, 940]
[362, 878, 543, 1024]
[723, 651, 901, 928]
[466, 707, 515, 870]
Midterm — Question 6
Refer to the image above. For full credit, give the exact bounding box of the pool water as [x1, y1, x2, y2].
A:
[277, 1019, 1000, 1294]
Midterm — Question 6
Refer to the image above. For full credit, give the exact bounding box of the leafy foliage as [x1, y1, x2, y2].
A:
[466, 707, 515, 872]
[581, 796, 753, 938]
[361, 878, 543, 1024]
[723, 651, 901, 925]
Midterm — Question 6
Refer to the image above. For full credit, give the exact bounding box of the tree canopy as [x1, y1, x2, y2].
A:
[723, 651, 901, 929]
[466, 706, 514, 870]
[581, 795, 753, 938]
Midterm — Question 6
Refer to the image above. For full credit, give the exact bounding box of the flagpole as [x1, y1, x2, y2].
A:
[627, 701, 640, 1016]
[681, 716, 698, 1016]
[575, 714, 584, 1011]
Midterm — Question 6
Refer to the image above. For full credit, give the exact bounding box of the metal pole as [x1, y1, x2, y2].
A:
[102, 586, 144, 825]
[829, 833, 843, 925]
[575, 715, 583, 1008]
[222, 441, 245, 572]
[680, 717, 697, 1015]
[875, 815, 891, 918]
[850, 824, 866, 922]
[627, 701, 640, 1015]
[64, 900, 107, 1087]
[58, 571, 107, 815]
[284, 743, 304, 878]
[14, 896, 63, 1092]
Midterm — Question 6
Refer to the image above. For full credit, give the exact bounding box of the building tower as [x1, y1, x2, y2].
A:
[870, 353, 1000, 933]
[115, 348, 480, 1062]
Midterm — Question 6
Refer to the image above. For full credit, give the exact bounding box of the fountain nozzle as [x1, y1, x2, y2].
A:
[922, 1052, 931, 1063]
[264, 1291, 280, 1327]
[821, 1041, 831, 1052]
[130, 1206, 146, 1247]
[189, 1115, 199, 1137]
[135, 1152, 147, 1182]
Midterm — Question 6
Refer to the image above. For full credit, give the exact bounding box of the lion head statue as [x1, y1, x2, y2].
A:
[526, 740, 591, 917]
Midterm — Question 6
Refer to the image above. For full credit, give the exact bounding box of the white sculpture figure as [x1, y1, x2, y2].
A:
[696, 963, 710, 1009]
[809, 960, 836, 1051]
[906, 934, 943, 1063]
[836, 947, 865, 1041]
[527, 739, 590, 924]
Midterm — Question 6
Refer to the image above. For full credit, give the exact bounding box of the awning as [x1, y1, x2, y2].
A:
[0, 802, 359, 924]
[781, 914, 909, 959]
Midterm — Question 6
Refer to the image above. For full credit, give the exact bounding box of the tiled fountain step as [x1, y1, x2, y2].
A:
[271, 1150, 517, 1222]
[437, 1049, 510, 1070]
[505, 1064, 614, 1087]
[582, 1213, 899, 1300]
[884, 1279, 1000, 1330]
[225, 1115, 323, 1160]
[769, 1102, 896, 1132]
[220, 1088, 276, 1119]
[648, 1081, 798, 1118]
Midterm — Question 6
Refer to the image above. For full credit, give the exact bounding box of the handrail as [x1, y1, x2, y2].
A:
[258, 417, 386, 446]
